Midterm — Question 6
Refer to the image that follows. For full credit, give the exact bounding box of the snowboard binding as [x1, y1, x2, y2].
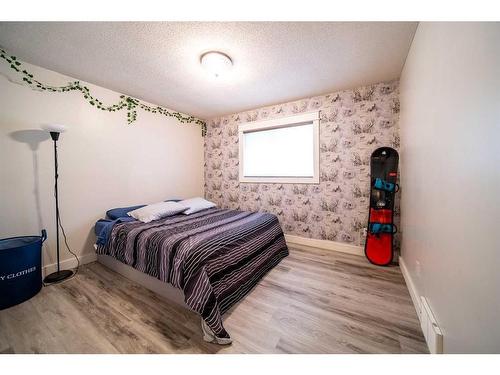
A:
[373, 178, 399, 193]
[364, 147, 399, 266]
[369, 223, 397, 234]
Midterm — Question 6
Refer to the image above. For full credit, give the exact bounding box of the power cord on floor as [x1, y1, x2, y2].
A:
[58, 211, 80, 278]
[43, 178, 80, 286]
[42, 213, 80, 286]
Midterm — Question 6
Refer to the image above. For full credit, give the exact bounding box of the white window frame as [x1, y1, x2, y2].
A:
[238, 111, 320, 184]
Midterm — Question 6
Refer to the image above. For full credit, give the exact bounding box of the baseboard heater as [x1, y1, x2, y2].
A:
[419, 296, 443, 354]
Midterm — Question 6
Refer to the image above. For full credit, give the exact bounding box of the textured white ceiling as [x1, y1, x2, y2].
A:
[0, 22, 417, 119]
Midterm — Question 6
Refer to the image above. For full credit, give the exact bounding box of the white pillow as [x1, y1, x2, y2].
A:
[179, 197, 216, 215]
[127, 201, 186, 223]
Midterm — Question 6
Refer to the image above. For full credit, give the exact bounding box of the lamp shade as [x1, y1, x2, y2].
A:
[41, 124, 67, 133]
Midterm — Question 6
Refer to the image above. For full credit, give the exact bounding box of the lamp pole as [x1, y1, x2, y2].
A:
[53, 134, 60, 272]
[43, 128, 74, 284]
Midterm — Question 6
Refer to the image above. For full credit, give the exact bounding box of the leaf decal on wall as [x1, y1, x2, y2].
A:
[0, 48, 207, 136]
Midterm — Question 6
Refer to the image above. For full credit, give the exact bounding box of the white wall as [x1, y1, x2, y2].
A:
[400, 22, 500, 353]
[0, 60, 204, 271]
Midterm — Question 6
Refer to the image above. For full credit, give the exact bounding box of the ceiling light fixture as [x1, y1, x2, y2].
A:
[200, 51, 233, 78]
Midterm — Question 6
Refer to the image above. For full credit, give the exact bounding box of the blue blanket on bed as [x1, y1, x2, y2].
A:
[95, 217, 136, 246]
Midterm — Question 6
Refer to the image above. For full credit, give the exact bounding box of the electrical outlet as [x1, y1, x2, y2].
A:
[416, 260, 421, 278]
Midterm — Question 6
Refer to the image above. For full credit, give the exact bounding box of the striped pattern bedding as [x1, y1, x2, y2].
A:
[96, 208, 288, 340]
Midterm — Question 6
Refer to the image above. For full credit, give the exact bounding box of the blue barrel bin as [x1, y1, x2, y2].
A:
[0, 230, 46, 310]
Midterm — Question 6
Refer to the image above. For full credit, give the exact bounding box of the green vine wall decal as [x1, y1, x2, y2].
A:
[0, 48, 207, 136]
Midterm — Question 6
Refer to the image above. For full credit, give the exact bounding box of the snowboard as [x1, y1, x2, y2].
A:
[364, 147, 399, 266]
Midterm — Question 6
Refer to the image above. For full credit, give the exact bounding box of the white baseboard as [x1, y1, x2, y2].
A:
[399, 256, 422, 317]
[399, 256, 443, 354]
[42, 252, 97, 276]
[285, 234, 364, 257]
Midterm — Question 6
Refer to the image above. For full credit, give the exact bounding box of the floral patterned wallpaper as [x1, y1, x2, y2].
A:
[204, 80, 401, 249]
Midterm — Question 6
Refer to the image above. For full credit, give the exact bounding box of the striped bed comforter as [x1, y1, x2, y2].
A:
[96, 208, 288, 340]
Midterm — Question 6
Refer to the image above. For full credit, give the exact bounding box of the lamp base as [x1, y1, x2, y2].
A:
[43, 269, 74, 284]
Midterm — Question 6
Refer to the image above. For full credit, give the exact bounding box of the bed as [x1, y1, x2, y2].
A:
[95, 207, 288, 344]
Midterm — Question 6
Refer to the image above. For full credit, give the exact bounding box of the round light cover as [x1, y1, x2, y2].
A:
[200, 51, 233, 78]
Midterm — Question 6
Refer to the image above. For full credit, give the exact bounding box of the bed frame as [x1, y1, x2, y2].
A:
[97, 254, 233, 344]
[97, 254, 187, 308]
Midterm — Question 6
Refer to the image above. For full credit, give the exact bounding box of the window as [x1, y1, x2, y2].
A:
[239, 111, 320, 183]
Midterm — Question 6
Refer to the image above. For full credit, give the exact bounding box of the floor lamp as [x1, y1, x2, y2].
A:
[41, 124, 74, 284]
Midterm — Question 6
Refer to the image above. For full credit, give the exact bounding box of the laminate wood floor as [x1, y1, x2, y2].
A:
[0, 247, 428, 354]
